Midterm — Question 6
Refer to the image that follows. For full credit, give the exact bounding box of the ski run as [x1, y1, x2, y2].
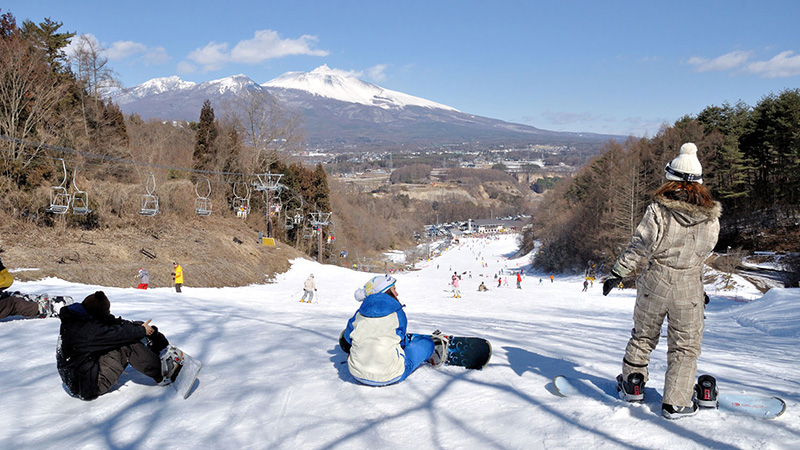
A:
[1, 234, 798, 449]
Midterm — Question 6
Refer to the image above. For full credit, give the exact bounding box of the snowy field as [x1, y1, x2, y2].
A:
[1, 234, 798, 449]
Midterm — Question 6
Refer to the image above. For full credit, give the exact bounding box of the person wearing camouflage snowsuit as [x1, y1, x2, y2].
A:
[604, 143, 721, 412]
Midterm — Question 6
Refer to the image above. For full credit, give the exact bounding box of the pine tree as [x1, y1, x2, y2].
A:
[193, 100, 218, 175]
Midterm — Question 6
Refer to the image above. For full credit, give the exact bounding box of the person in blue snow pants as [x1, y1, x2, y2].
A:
[341, 274, 436, 386]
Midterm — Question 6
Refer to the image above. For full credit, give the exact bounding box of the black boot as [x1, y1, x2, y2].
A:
[694, 374, 719, 408]
[616, 373, 645, 402]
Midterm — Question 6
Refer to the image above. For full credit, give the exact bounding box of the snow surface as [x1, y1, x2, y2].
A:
[1, 234, 798, 449]
[263, 65, 459, 112]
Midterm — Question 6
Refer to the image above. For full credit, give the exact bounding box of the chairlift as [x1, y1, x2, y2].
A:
[194, 178, 212, 216]
[139, 172, 160, 216]
[232, 181, 250, 219]
[46, 158, 71, 214]
[70, 166, 91, 215]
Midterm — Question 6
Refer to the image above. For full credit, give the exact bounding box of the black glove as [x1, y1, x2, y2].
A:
[339, 330, 351, 354]
[602, 274, 622, 296]
[704, 292, 710, 305]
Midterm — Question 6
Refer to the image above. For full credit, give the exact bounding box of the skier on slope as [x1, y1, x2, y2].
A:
[300, 274, 316, 303]
[135, 268, 150, 290]
[602, 143, 721, 420]
[0, 256, 73, 320]
[339, 275, 447, 386]
[56, 291, 182, 400]
[451, 275, 461, 298]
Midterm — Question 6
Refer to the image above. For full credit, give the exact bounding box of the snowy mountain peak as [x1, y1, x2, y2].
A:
[263, 65, 458, 112]
[202, 74, 262, 95]
[112, 76, 196, 101]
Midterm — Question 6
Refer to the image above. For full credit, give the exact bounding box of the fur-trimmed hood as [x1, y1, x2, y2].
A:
[654, 195, 722, 227]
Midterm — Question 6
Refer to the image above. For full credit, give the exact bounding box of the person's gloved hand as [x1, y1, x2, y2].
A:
[602, 273, 623, 296]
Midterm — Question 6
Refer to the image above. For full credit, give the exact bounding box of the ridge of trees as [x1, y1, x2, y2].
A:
[527, 91, 800, 285]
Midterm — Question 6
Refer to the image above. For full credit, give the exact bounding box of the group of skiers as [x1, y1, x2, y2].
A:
[339, 143, 721, 421]
[2, 143, 722, 419]
[133, 262, 183, 293]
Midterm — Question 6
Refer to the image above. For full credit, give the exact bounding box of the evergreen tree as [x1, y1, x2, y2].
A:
[193, 100, 218, 175]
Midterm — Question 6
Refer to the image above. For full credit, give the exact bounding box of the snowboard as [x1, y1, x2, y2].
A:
[170, 347, 202, 399]
[407, 333, 492, 370]
[552, 375, 786, 419]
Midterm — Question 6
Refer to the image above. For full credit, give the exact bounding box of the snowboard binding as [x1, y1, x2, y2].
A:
[616, 373, 645, 402]
[694, 374, 719, 409]
[159, 345, 184, 385]
[428, 330, 450, 368]
[34, 294, 74, 318]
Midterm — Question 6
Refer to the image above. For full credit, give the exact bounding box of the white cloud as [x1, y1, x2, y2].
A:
[143, 47, 170, 66]
[745, 50, 800, 78]
[366, 64, 388, 83]
[106, 41, 147, 60]
[188, 30, 328, 72]
[65, 33, 170, 66]
[187, 41, 230, 71]
[176, 61, 197, 74]
[687, 50, 751, 72]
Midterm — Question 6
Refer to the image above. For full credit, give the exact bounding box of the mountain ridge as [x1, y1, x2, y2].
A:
[110, 67, 624, 148]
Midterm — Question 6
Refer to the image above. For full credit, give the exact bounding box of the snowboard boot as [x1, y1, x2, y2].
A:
[33, 294, 54, 318]
[694, 374, 719, 409]
[428, 330, 449, 368]
[616, 373, 645, 402]
[48, 296, 73, 317]
[661, 402, 699, 420]
[159, 345, 184, 385]
[146, 326, 170, 354]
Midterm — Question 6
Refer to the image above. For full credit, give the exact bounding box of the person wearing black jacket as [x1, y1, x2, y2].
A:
[56, 291, 179, 400]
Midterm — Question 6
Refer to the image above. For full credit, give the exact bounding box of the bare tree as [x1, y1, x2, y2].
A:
[69, 34, 119, 135]
[222, 90, 303, 172]
[0, 33, 65, 175]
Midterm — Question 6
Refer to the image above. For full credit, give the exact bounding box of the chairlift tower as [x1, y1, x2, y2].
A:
[309, 211, 333, 263]
[253, 173, 284, 239]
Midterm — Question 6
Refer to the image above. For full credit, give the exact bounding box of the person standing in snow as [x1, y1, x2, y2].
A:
[300, 274, 316, 303]
[56, 291, 182, 400]
[451, 274, 461, 298]
[516, 272, 522, 289]
[339, 275, 447, 386]
[602, 143, 721, 420]
[171, 262, 183, 293]
[582, 280, 589, 292]
[135, 268, 150, 290]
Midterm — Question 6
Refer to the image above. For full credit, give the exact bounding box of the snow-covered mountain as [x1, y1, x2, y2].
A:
[111, 67, 621, 148]
[263, 65, 458, 112]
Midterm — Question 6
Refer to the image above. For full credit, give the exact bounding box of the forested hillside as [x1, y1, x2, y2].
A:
[528, 92, 800, 286]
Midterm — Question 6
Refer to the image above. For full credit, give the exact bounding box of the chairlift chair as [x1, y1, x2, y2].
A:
[232, 181, 250, 219]
[70, 166, 92, 215]
[46, 158, 71, 214]
[139, 172, 160, 216]
[194, 178, 212, 216]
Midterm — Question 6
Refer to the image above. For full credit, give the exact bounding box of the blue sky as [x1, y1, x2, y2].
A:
[5, 1, 800, 136]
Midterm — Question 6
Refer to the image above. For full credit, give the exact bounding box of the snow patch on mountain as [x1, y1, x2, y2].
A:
[263, 65, 458, 112]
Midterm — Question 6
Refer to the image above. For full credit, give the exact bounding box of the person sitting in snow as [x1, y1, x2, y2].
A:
[339, 275, 447, 386]
[0, 256, 72, 320]
[477, 282, 489, 292]
[56, 291, 182, 400]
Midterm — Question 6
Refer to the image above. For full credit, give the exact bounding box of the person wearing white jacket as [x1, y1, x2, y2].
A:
[300, 274, 316, 303]
[340, 275, 444, 386]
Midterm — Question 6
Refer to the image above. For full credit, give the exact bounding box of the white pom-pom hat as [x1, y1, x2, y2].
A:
[354, 274, 397, 301]
[665, 143, 703, 184]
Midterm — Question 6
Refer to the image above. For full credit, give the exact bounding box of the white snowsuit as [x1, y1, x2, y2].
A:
[612, 195, 721, 407]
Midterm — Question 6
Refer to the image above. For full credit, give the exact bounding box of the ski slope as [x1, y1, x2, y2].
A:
[1, 234, 798, 449]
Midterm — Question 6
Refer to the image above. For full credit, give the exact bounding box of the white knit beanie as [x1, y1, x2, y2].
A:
[353, 274, 397, 301]
[665, 143, 703, 184]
